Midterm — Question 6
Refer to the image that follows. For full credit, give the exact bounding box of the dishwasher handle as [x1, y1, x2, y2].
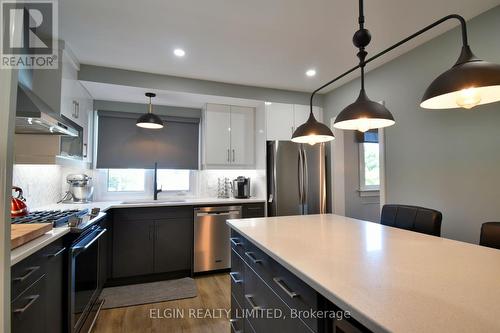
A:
[196, 211, 241, 217]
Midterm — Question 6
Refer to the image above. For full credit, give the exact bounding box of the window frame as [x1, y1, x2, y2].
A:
[358, 142, 380, 195]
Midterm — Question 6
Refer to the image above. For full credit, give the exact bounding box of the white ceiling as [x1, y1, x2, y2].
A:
[60, 0, 499, 93]
[81, 81, 264, 109]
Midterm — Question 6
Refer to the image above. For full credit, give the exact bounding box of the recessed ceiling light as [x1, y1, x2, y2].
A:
[174, 48, 186, 57]
[306, 69, 316, 77]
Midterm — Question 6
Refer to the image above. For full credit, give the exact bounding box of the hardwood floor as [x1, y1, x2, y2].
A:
[93, 274, 231, 333]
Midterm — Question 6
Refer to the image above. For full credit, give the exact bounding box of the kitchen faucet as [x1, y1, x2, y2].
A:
[154, 162, 162, 200]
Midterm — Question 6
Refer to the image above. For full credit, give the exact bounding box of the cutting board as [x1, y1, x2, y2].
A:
[11, 223, 53, 249]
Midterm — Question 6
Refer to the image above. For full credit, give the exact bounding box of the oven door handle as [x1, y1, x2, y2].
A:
[71, 228, 107, 253]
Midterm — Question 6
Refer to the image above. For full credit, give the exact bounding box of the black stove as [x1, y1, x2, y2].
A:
[11, 209, 89, 228]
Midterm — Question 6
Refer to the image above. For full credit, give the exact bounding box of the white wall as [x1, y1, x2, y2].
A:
[324, 6, 500, 243]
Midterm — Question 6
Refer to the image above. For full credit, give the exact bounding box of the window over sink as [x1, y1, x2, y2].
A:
[106, 169, 191, 193]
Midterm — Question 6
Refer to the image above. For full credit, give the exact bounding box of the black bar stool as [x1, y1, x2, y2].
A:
[381, 204, 442, 236]
[479, 222, 500, 250]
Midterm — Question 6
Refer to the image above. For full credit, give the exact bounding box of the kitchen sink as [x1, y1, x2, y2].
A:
[121, 199, 187, 204]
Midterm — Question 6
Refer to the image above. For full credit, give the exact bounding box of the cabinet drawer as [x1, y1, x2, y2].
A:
[231, 294, 245, 333]
[114, 206, 194, 221]
[11, 238, 65, 300]
[242, 203, 265, 218]
[244, 264, 313, 333]
[242, 240, 274, 286]
[230, 230, 247, 258]
[12, 275, 47, 333]
[231, 249, 245, 305]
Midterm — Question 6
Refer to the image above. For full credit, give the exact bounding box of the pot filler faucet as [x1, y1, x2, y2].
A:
[154, 162, 162, 200]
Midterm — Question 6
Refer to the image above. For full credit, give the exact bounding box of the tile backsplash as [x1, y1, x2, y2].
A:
[12, 165, 63, 209]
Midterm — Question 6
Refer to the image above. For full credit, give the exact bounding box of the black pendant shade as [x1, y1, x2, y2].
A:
[136, 92, 164, 129]
[421, 46, 500, 109]
[334, 89, 395, 132]
[291, 112, 334, 144]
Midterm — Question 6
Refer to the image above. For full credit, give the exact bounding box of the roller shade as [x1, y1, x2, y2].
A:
[355, 129, 378, 143]
[96, 111, 199, 169]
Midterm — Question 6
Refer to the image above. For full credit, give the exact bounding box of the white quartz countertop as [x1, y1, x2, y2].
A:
[33, 197, 265, 212]
[11, 197, 265, 265]
[226, 214, 500, 333]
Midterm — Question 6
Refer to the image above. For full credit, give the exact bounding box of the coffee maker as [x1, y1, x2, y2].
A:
[232, 176, 250, 199]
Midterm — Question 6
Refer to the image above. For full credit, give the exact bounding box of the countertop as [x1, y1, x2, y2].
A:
[226, 214, 500, 333]
[11, 197, 265, 266]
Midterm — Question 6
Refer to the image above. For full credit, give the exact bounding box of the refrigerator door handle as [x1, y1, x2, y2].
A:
[297, 149, 303, 207]
[302, 146, 309, 213]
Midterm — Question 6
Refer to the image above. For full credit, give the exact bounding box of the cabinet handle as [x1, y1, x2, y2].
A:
[244, 251, 262, 264]
[273, 277, 299, 298]
[229, 272, 243, 284]
[76, 102, 80, 118]
[229, 319, 242, 333]
[227, 149, 230, 162]
[244, 294, 262, 310]
[47, 247, 66, 258]
[230, 237, 242, 246]
[232, 149, 235, 162]
[13, 266, 40, 282]
[13, 295, 40, 314]
[83, 143, 88, 158]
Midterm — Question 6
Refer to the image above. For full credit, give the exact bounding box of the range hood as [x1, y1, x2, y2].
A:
[15, 84, 79, 137]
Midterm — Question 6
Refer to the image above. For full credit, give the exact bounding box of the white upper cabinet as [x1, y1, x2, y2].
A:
[203, 104, 255, 168]
[266, 103, 323, 141]
[230, 106, 255, 166]
[266, 103, 294, 141]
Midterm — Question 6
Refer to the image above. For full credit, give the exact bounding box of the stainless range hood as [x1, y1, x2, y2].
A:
[15, 83, 79, 137]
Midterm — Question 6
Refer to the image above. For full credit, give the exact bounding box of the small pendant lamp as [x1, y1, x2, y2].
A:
[136, 92, 163, 129]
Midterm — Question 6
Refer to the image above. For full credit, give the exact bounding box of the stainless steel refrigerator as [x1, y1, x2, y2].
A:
[267, 141, 327, 216]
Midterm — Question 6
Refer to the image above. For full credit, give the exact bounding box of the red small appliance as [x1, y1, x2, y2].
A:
[11, 186, 28, 218]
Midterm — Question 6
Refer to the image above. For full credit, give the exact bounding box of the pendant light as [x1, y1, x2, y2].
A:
[291, 108, 335, 145]
[301, 0, 500, 136]
[136, 92, 163, 129]
[420, 45, 500, 109]
[333, 0, 395, 132]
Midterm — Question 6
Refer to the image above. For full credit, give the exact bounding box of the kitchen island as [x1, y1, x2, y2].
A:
[227, 214, 500, 333]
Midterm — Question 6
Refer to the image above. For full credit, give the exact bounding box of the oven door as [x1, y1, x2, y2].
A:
[69, 227, 106, 333]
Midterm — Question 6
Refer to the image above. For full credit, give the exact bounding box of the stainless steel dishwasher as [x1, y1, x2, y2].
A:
[194, 206, 242, 273]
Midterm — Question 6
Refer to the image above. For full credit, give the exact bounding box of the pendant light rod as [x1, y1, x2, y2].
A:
[308, 13, 469, 112]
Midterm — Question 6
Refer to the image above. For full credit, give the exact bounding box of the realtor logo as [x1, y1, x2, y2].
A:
[1, 0, 58, 68]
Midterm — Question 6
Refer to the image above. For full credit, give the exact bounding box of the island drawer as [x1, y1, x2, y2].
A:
[244, 263, 314, 333]
[230, 230, 247, 258]
[231, 294, 245, 333]
[230, 249, 245, 304]
[241, 237, 320, 331]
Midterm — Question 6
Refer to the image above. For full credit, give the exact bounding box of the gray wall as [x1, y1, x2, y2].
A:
[343, 131, 381, 222]
[93, 100, 201, 118]
[324, 6, 500, 243]
[81, 65, 324, 107]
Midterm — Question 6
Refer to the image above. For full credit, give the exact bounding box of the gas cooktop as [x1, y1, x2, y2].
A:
[11, 209, 89, 228]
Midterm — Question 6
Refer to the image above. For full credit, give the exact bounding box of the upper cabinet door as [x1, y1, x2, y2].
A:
[266, 103, 294, 140]
[230, 106, 255, 166]
[204, 104, 231, 165]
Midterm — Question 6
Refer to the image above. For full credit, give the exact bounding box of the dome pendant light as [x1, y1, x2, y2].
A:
[333, 1, 395, 132]
[304, 0, 500, 135]
[291, 108, 334, 145]
[136, 92, 163, 129]
[421, 45, 500, 109]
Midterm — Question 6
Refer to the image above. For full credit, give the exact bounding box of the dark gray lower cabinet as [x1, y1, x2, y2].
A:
[11, 238, 66, 333]
[113, 219, 154, 278]
[154, 218, 192, 273]
[112, 207, 193, 281]
[230, 230, 372, 333]
[12, 275, 47, 333]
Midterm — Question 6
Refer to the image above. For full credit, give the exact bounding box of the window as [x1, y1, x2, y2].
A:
[359, 142, 380, 191]
[157, 169, 191, 192]
[107, 169, 145, 192]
